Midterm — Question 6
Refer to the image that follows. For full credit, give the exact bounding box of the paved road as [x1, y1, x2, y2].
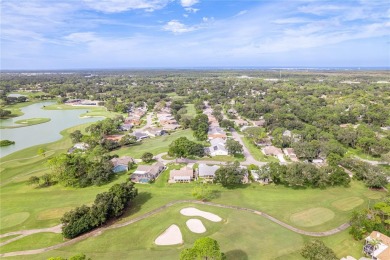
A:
[231, 129, 266, 166]
[0, 200, 350, 258]
[137, 112, 153, 132]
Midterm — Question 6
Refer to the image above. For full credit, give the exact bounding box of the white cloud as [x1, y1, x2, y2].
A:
[235, 10, 247, 17]
[180, 0, 198, 7]
[163, 20, 196, 33]
[64, 32, 98, 43]
[82, 0, 171, 13]
[185, 7, 199, 13]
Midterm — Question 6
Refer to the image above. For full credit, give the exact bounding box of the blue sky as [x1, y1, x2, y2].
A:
[1, 0, 389, 69]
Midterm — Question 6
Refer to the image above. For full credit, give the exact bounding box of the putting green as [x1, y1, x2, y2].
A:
[1, 212, 30, 229]
[36, 207, 74, 220]
[332, 197, 364, 211]
[290, 208, 334, 227]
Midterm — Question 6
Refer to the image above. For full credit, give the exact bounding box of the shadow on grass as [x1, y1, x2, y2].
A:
[121, 191, 152, 218]
[225, 249, 248, 260]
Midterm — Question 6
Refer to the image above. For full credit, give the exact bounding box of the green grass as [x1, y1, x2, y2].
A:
[290, 208, 335, 227]
[42, 104, 122, 118]
[113, 129, 195, 158]
[241, 137, 279, 162]
[331, 197, 364, 211]
[1, 212, 30, 229]
[1, 118, 51, 129]
[346, 148, 382, 161]
[184, 104, 196, 117]
[0, 232, 63, 253]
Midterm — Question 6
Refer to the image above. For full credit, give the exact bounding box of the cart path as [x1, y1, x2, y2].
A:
[0, 200, 350, 257]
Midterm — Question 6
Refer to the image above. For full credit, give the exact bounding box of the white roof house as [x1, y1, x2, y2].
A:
[208, 138, 228, 156]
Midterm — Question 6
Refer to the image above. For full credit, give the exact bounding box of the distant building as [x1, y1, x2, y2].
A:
[133, 132, 149, 140]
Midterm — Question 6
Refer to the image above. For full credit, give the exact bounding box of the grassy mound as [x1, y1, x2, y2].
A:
[290, 208, 335, 227]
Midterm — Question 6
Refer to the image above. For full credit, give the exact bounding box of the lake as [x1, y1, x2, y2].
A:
[0, 102, 102, 157]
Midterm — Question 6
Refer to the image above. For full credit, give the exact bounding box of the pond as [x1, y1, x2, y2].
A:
[0, 102, 102, 157]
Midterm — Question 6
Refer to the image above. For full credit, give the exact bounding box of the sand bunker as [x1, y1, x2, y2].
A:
[155, 224, 183, 245]
[180, 207, 222, 222]
[186, 219, 206, 233]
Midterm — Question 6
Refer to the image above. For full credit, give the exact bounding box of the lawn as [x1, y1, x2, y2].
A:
[241, 137, 279, 162]
[113, 129, 195, 158]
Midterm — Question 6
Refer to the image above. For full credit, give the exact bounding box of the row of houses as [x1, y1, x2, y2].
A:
[156, 112, 180, 131]
[124, 107, 147, 126]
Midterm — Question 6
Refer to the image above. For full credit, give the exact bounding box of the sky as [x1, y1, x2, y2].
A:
[1, 0, 389, 70]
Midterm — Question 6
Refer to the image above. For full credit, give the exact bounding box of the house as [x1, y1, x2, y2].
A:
[283, 130, 292, 138]
[252, 120, 266, 127]
[234, 119, 248, 127]
[169, 167, 194, 183]
[206, 138, 228, 156]
[111, 156, 134, 173]
[250, 170, 271, 184]
[198, 164, 219, 180]
[283, 148, 299, 162]
[133, 132, 149, 140]
[125, 117, 141, 126]
[363, 231, 390, 260]
[262, 146, 286, 163]
[208, 115, 219, 127]
[68, 142, 89, 153]
[162, 124, 180, 131]
[131, 162, 166, 183]
[312, 158, 324, 164]
[105, 135, 124, 142]
[144, 127, 166, 137]
[208, 127, 227, 140]
[120, 123, 133, 131]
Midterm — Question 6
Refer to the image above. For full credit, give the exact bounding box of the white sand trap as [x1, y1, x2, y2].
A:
[186, 219, 206, 233]
[155, 224, 183, 245]
[180, 207, 222, 222]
